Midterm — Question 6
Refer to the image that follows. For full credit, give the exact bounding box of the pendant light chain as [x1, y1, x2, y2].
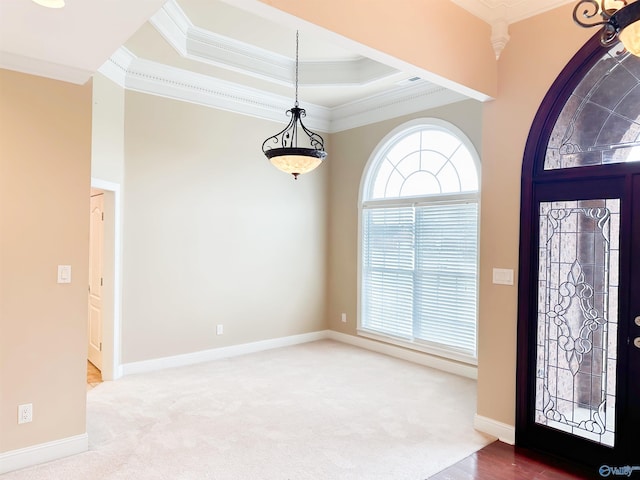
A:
[294, 30, 299, 108]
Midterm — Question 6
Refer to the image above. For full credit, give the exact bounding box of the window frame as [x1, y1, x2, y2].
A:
[357, 118, 481, 365]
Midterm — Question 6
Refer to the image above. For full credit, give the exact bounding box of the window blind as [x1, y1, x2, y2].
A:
[362, 206, 415, 339]
[414, 203, 478, 354]
[361, 202, 478, 357]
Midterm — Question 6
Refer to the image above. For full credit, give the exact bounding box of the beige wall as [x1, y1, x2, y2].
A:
[0, 69, 91, 452]
[120, 92, 328, 363]
[477, 5, 592, 425]
[91, 73, 125, 185]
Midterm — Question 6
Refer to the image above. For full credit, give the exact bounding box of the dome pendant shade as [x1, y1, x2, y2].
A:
[261, 32, 327, 180]
[266, 149, 325, 180]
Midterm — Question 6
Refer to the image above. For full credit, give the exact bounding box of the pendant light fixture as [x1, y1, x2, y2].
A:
[573, 0, 640, 56]
[262, 31, 327, 180]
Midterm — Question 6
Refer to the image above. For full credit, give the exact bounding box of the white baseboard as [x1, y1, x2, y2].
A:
[326, 331, 477, 379]
[122, 329, 479, 381]
[0, 433, 88, 475]
[473, 414, 515, 444]
[122, 330, 330, 376]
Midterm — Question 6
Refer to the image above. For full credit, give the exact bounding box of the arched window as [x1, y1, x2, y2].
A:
[359, 119, 480, 363]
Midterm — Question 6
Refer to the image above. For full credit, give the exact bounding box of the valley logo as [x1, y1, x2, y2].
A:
[599, 465, 640, 477]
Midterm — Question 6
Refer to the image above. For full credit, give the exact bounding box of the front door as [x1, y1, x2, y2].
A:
[517, 38, 640, 470]
[626, 174, 640, 461]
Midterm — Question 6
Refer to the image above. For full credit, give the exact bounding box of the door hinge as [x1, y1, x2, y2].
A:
[101, 212, 104, 221]
[100, 277, 103, 286]
[99, 342, 102, 352]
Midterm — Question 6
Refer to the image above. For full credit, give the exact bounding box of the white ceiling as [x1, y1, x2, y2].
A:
[0, 0, 574, 131]
[0, 0, 168, 84]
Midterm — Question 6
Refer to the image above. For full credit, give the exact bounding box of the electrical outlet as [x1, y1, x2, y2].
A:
[341, 313, 347, 323]
[216, 324, 223, 335]
[18, 404, 32, 424]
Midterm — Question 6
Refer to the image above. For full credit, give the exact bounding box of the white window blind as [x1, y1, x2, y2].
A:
[362, 206, 415, 339]
[414, 202, 478, 354]
[362, 202, 478, 357]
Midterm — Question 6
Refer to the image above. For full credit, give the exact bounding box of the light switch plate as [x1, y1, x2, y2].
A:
[57, 265, 71, 284]
[492, 268, 514, 286]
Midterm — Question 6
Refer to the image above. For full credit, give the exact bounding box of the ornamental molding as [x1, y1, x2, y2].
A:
[149, 0, 398, 88]
[98, 47, 467, 133]
[451, 0, 575, 58]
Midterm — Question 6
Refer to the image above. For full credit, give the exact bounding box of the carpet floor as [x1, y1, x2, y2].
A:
[4, 340, 494, 479]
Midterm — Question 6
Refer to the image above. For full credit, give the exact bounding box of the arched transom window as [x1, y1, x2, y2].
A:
[359, 119, 480, 362]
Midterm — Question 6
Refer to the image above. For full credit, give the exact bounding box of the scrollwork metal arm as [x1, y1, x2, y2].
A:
[261, 107, 325, 154]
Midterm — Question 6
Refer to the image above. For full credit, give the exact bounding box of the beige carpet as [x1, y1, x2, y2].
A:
[4, 340, 494, 479]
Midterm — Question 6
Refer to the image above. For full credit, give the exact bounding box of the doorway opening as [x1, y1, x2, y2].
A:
[88, 179, 123, 383]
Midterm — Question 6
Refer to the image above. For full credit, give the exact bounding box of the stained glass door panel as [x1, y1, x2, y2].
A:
[536, 199, 620, 447]
[544, 50, 640, 170]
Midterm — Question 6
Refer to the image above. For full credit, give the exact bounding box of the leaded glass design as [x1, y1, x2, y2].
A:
[545, 48, 640, 170]
[536, 199, 620, 446]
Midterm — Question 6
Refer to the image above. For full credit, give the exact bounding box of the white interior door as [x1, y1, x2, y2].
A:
[88, 193, 104, 369]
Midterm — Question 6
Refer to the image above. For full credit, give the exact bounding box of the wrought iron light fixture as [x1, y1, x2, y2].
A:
[262, 31, 327, 180]
[573, 0, 640, 55]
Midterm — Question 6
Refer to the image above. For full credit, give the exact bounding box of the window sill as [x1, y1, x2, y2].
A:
[357, 328, 478, 366]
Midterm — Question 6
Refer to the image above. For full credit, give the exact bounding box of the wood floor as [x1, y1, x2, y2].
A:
[429, 441, 598, 479]
[86, 360, 102, 390]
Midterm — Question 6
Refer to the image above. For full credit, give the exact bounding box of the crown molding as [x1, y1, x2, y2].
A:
[97, 47, 135, 88]
[149, 0, 398, 87]
[98, 47, 467, 134]
[186, 26, 292, 85]
[0, 51, 93, 85]
[99, 47, 330, 132]
[329, 81, 468, 132]
[150, 0, 190, 55]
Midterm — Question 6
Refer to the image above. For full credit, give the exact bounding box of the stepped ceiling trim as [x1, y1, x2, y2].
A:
[149, 0, 399, 88]
[99, 47, 329, 131]
[99, 48, 465, 134]
[330, 83, 467, 133]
